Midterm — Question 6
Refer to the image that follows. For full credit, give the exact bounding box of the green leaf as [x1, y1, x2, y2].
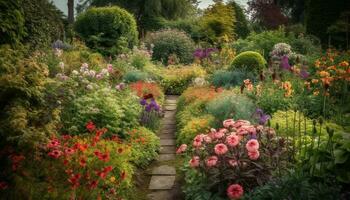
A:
[334, 149, 349, 164]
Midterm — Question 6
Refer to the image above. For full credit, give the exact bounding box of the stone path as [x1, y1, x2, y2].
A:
[147, 95, 183, 200]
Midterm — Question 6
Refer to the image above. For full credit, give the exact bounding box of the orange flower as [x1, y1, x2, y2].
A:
[327, 65, 336, 70]
[339, 61, 349, 67]
[313, 90, 320, 96]
[315, 60, 321, 67]
[311, 79, 319, 84]
[319, 71, 330, 77]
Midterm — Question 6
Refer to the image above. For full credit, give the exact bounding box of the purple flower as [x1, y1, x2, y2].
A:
[259, 114, 271, 125]
[145, 104, 152, 112]
[300, 69, 309, 79]
[140, 99, 147, 106]
[280, 56, 291, 70]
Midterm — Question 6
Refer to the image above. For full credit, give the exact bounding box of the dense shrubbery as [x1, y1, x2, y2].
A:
[146, 29, 195, 64]
[210, 69, 257, 88]
[75, 6, 138, 56]
[229, 51, 266, 75]
[0, 0, 25, 45]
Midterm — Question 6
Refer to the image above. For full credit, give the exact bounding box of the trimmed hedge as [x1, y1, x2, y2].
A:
[74, 6, 138, 56]
[229, 51, 266, 74]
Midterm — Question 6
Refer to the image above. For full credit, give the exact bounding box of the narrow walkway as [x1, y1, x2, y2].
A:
[147, 95, 182, 200]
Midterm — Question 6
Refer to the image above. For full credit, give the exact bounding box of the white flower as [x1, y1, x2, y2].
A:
[72, 70, 79, 75]
[89, 70, 96, 77]
[59, 62, 65, 70]
[86, 84, 93, 90]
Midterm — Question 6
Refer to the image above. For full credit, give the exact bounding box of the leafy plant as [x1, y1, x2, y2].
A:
[229, 51, 267, 75]
[123, 71, 150, 83]
[210, 69, 257, 89]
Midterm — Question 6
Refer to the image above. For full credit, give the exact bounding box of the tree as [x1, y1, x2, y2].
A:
[248, 0, 288, 29]
[68, 0, 74, 23]
[228, 0, 249, 38]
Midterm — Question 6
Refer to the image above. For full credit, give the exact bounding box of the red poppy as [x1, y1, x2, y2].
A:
[86, 121, 96, 132]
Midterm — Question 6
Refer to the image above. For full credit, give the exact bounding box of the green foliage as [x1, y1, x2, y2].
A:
[229, 51, 267, 75]
[242, 172, 342, 200]
[129, 127, 160, 167]
[0, 46, 58, 148]
[305, 0, 348, 45]
[146, 29, 195, 64]
[22, 0, 65, 49]
[61, 88, 141, 137]
[74, 6, 138, 56]
[206, 92, 256, 127]
[157, 18, 203, 42]
[0, 0, 25, 45]
[176, 101, 206, 130]
[228, 0, 249, 39]
[177, 115, 214, 145]
[210, 69, 257, 88]
[199, 1, 236, 43]
[123, 71, 151, 83]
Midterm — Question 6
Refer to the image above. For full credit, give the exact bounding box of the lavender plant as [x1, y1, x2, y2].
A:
[139, 98, 162, 132]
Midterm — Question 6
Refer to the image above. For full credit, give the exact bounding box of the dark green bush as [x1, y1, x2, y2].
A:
[74, 6, 138, 56]
[146, 29, 195, 64]
[229, 51, 266, 75]
[0, 0, 25, 45]
[123, 71, 150, 83]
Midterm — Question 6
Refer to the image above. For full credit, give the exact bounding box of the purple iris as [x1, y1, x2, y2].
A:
[280, 56, 291, 70]
[140, 99, 147, 106]
[254, 108, 271, 125]
[145, 104, 152, 112]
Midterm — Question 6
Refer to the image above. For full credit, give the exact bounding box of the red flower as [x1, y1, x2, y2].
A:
[68, 173, 81, 189]
[63, 159, 69, 166]
[79, 158, 87, 167]
[89, 180, 99, 189]
[74, 143, 88, 152]
[95, 128, 107, 137]
[64, 148, 75, 155]
[94, 150, 102, 157]
[0, 181, 8, 190]
[227, 184, 244, 199]
[103, 166, 113, 173]
[120, 171, 126, 180]
[86, 121, 96, 132]
[61, 135, 72, 141]
[48, 150, 63, 159]
[98, 152, 110, 162]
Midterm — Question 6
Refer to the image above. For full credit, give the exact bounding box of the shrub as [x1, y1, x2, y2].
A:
[210, 69, 257, 88]
[129, 45, 151, 69]
[0, 0, 25, 45]
[206, 92, 256, 127]
[177, 115, 214, 145]
[159, 65, 206, 95]
[146, 29, 195, 64]
[179, 119, 288, 199]
[123, 71, 150, 83]
[74, 6, 138, 56]
[129, 127, 160, 168]
[129, 81, 164, 102]
[180, 86, 223, 106]
[60, 88, 141, 137]
[176, 101, 207, 130]
[229, 51, 267, 75]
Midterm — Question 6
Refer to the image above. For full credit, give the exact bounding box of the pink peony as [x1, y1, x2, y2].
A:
[223, 119, 235, 128]
[233, 120, 251, 129]
[206, 156, 218, 167]
[203, 135, 212, 143]
[236, 127, 248, 136]
[246, 139, 259, 152]
[248, 150, 260, 160]
[214, 128, 227, 139]
[176, 144, 187, 154]
[228, 159, 238, 167]
[227, 184, 244, 199]
[193, 135, 203, 148]
[189, 156, 200, 168]
[226, 134, 240, 147]
[214, 143, 228, 155]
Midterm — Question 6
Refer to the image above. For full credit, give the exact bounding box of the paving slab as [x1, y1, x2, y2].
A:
[157, 154, 175, 161]
[164, 105, 177, 111]
[160, 139, 175, 146]
[147, 191, 173, 200]
[166, 95, 179, 100]
[149, 165, 176, 175]
[165, 99, 178, 104]
[162, 124, 176, 130]
[160, 146, 175, 154]
[149, 176, 175, 190]
[159, 134, 175, 139]
[162, 120, 177, 126]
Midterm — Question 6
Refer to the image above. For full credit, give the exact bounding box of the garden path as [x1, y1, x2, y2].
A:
[147, 95, 183, 200]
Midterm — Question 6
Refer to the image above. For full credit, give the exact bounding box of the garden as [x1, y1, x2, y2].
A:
[0, 0, 350, 199]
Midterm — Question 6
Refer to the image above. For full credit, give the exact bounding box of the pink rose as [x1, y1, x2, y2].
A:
[206, 156, 218, 167]
[236, 127, 248, 136]
[176, 144, 187, 154]
[246, 139, 259, 152]
[189, 156, 200, 168]
[240, 125, 256, 134]
[227, 184, 244, 199]
[203, 135, 212, 143]
[228, 159, 238, 167]
[233, 120, 251, 128]
[226, 134, 240, 147]
[223, 119, 235, 128]
[214, 143, 228, 155]
[248, 150, 260, 160]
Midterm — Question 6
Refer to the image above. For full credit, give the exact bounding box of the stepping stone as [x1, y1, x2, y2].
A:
[160, 146, 175, 154]
[157, 154, 175, 161]
[166, 95, 179, 100]
[147, 191, 173, 200]
[160, 139, 175, 146]
[150, 165, 176, 175]
[149, 176, 175, 190]
[162, 121, 176, 126]
[165, 99, 177, 104]
[160, 130, 176, 135]
[164, 105, 177, 111]
[159, 134, 175, 139]
[162, 124, 176, 130]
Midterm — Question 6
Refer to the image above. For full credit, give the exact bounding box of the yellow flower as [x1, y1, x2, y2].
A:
[319, 71, 330, 77]
[315, 60, 321, 67]
[110, 176, 116, 183]
[313, 90, 320, 96]
[311, 79, 319, 84]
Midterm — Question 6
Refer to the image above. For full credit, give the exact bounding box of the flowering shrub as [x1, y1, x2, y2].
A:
[130, 81, 164, 102]
[179, 119, 287, 199]
[269, 43, 292, 61]
[180, 86, 223, 106]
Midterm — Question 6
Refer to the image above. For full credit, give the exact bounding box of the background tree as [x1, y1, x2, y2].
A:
[228, 0, 249, 39]
[68, 0, 74, 23]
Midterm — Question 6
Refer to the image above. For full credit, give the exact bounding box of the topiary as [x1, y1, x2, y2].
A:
[74, 6, 138, 56]
[146, 29, 195, 64]
[229, 51, 266, 75]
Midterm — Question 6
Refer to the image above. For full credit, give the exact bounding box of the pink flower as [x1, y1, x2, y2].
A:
[228, 159, 238, 167]
[227, 184, 244, 199]
[189, 156, 200, 168]
[246, 139, 259, 152]
[206, 156, 218, 167]
[223, 119, 235, 128]
[248, 150, 260, 160]
[48, 150, 63, 159]
[47, 139, 60, 149]
[233, 120, 251, 128]
[214, 129, 227, 139]
[176, 144, 187, 154]
[226, 134, 240, 147]
[214, 143, 228, 155]
[193, 135, 203, 148]
[203, 135, 212, 143]
[64, 148, 75, 155]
